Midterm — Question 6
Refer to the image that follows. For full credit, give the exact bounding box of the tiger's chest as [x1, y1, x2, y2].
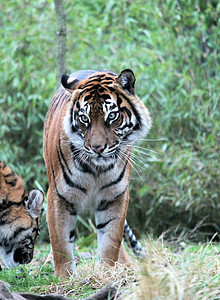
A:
[55, 159, 129, 212]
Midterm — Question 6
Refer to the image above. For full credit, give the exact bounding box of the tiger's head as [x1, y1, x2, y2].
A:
[0, 162, 44, 268]
[62, 69, 151, 167]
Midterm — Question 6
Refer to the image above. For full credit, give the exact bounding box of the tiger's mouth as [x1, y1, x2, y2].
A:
[92, 153, 115, 161]
[84, 146, 118, 158]
[89, 151, 118, 167]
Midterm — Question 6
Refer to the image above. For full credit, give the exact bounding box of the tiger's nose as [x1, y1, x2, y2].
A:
[91, 145, 106, 154]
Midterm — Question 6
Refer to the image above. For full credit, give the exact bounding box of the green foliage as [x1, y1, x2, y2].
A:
[0, 264, 58, 293]
[0, 0, 219, 240]
[0, 243, 96, 298]
[0, 1, 57, 188]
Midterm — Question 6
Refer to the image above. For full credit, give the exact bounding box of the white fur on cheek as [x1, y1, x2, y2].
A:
[63, 106, 84, 147]
[1, 247, 19, 268]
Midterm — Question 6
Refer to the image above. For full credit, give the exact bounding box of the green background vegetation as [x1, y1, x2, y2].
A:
[0, 0, 219, 242]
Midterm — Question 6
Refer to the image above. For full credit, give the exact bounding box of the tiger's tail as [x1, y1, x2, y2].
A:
[123, 220, 146, 258]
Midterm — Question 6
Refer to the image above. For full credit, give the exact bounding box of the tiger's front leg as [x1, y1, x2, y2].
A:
[47, 188, 77, 277]
[95, 188, 131, 266]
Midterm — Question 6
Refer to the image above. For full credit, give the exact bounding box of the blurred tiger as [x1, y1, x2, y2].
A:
[43, 69, 151, 276]
[0, 161, 44, 268]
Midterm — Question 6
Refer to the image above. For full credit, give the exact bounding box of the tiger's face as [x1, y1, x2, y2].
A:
[0, 190, 44, 268]
[62, 69, 151, 167]
[0, 163, 44, 268]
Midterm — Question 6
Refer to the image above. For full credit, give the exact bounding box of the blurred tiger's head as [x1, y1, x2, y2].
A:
[62, 69, 151, 166]
[0, 162, 44, 268]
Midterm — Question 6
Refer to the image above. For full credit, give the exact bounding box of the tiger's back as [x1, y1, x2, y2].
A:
[43, 69, 151, 276]
[0, 161, 44, 268]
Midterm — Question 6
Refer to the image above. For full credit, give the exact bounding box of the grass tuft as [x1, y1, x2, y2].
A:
[128, 238, 220, 300]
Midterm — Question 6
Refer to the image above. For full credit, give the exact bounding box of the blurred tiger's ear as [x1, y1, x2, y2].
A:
[25, 190, 44, 218]
[61, 75, 79, 93]
[116, 69, 136, 94]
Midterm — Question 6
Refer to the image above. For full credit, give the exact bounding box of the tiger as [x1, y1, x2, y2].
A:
[0, 161, 44, 268]
[43, 69, 152, 277]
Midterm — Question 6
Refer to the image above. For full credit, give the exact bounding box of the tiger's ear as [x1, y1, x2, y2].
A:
[25, 190, 44, 218]
[116, 69, 136, 94]
[61, 75, 79, 93]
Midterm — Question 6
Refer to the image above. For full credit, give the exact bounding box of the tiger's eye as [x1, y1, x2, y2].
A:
[80, 115, 89, 123]
[108, 112, 118, 121]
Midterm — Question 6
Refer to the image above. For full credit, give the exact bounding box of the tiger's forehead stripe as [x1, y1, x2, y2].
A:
[78, 85, 108, 98]
[78, 73, 116, 89]
[78, 85, 114, 103]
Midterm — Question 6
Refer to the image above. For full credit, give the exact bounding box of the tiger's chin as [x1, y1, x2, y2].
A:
[90, 154, 116, 168]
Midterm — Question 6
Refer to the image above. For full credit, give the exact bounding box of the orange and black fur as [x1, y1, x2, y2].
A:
[0, 161, 43, 268]
[43, 69, 151, 276]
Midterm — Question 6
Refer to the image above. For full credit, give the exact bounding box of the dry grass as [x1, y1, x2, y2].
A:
[30, 254, 138, 298]
[127, 238, 220, 300]
[25, 239, 220, 299]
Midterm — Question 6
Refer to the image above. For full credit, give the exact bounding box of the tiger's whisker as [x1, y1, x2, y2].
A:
[118, 152, 143, 181]
[132, 145, 159, 154]
[118, 150, 146, 177]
